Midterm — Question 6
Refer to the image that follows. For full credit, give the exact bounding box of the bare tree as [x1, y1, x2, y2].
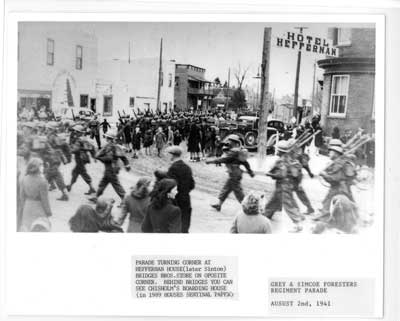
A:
[233, 63, 251, 89]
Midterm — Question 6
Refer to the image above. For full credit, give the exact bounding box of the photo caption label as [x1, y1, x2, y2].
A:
[268, 278, 375, 316]
[132, 256, 238, 299]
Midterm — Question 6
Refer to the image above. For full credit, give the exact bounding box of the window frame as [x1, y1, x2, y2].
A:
[80, 94, 89, 108]
[329, 74, 350, 117]
[103, 95, 113, 117]
[337, 28, 352, 47]
[76, 45, 83, 70]
[47, 38, 54, 66]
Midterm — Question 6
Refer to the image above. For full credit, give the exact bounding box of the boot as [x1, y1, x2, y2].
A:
[211, 203, 221, 211]
[66, 184, 72, 192]
[84, 186, 96, 195]
[49, 183, 57, 191]
[302, 207, 315, 215]
[57, 193, 69, 201]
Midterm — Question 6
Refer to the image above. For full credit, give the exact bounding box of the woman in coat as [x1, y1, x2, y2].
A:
[19, 157, 52, 232]
[187, 123, 201, 162]
[131, 126, 142, 159]
[230, 192, 272, 234]
[143, 129, 153, 156]
[141, 178, 182, 233]
[116, 177, 151, 232]
[154, 127, 166, 157]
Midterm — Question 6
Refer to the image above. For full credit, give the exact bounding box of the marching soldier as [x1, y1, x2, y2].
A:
[40, 141, 69, 201]
[314, 139, 357, 220]
[90, 129, 131, 203]
[206, 134, 255, 211]
[88, 115, 101, 149]
[264, 140, 305, 232]
[66, 125, 96, 195]
[288, 140, 315, 215]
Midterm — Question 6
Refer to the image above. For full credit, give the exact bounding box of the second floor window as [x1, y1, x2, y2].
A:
[47, 39, 54, 66]
[76, 45, 83, 70]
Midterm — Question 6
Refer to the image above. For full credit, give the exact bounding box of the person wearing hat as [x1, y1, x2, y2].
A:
[288, 140, 315, 215]
[19, 158, 53, 231]
[162, 145, 195, 233]
[66, 125, 96, 195]
[91, 129, 130, 203]
[141, 178, 182, 233]
[230, 192, 272, 234]
[206, 134, 255, 212]
[263, 140, 305, 232]
[314, 139, 357, 220]
[88, 115, 101, 149]
[115, 177, 151, 232]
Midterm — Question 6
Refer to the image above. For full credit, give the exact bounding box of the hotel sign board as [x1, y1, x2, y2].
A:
[276, 32, 339, 57]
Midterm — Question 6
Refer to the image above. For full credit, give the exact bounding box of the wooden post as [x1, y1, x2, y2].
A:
[156, 38, 163, 112]
[257, 27, 271, 159]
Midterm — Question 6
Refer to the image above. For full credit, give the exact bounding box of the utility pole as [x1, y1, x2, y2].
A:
[257, 27, 271, 159]
[156, 38, 163, 112]
[128, 41, 131, 64]
[225, 68, 230, 110]
[311, 59, 316, 116]
[293, 27, 307, 124]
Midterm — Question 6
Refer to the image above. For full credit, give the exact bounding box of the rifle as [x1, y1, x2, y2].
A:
[71, 108, 76, 121]
[117, 111, 125, 125]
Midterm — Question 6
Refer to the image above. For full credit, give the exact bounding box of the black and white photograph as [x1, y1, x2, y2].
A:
[16, 21, 378, 234]
[2, 1, 398, 317]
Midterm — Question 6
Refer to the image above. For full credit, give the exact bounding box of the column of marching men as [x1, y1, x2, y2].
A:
[17, 110, 372, 234]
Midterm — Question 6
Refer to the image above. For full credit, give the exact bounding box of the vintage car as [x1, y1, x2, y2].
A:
[218, 115, 285, 151]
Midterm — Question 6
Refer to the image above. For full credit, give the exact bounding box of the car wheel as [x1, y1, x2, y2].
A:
[244, 132, 257, 149]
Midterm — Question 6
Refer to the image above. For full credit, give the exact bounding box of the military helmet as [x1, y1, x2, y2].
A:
[224, 134, 241, 144]
[72, 124, 86, 133]
[276, 140, 291, 153]
[328, 138, 344, 154]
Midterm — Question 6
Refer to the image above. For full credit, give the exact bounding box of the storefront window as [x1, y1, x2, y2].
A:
[129, 97, 135, 107]
[330, 75, 349, 116]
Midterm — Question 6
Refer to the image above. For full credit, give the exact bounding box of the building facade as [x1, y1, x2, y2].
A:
[174, 64, 214, 111]
[317, 28, 375, 134]
[18, 22, 98, 115]
[97, 58, 175, 121]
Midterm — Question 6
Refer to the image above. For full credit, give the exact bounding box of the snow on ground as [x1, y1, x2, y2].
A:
[44, 139, 376, 234]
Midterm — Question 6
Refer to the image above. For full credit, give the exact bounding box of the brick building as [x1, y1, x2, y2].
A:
[174, 64, 214, 111]
[317, 28, 375, 135]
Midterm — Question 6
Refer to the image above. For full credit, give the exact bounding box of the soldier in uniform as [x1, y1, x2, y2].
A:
[40, 141, 69, 201]
[66, 125, 96, 195]
[206, 134, 255, 211]
[90, 129, 131, 203]
[88, 115, 101, 149]
[314, 139, 357, 220]
[288, 140, 315, 215]
[264, 140, 305, 232]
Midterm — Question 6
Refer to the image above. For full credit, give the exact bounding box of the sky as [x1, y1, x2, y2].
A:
[32, 21, 374, 100]
[88, 22, 328, 99]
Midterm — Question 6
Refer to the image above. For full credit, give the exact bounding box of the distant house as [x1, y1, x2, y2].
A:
[317, 28, 375, 134]
[174, 64, 214, 111]
[97, 58, 175, 121]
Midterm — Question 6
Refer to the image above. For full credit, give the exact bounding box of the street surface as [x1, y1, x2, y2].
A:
[44, 139, 376, 234]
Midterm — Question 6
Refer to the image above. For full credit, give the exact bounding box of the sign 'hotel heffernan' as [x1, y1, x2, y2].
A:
[276, 31, 339, 57]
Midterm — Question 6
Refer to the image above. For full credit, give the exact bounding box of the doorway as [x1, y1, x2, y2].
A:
[90, 98, 96, 113]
